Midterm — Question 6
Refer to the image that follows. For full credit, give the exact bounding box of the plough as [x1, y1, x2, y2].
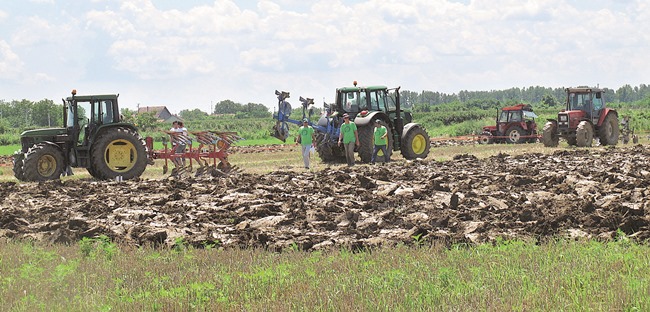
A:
[146, 130, 243, 177]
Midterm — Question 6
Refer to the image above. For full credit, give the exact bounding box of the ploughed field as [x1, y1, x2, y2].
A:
[1, 145, 649, 250]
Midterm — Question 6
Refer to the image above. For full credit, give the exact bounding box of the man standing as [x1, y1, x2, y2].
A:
[338, 113, 359, 166]
[298, 118, 315, 169]
[371, 119, 389, 164]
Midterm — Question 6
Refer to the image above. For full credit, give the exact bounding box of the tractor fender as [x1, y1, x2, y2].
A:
[546, 118, 557, 123]
[354, 111, 386, 127]
[597, 109, 617, 126]
[401, 123, 424, 140]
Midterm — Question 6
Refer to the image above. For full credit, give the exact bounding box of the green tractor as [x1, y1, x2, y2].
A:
[313, 81, 430, 162]
[13, 90, 149, 181]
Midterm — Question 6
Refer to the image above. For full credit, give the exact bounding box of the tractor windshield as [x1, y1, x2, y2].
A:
[568, 92, 592, 111]
[342, 92, 361, 113]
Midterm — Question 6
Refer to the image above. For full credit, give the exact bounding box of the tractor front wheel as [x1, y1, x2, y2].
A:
[542, 121, 559, 147]
[401, 126, 430, 160]
[478, 132, 493, 144]
[22, 144, 65, 181]
[599, 113, 619, 146]
[90, 128, 148, 180]
[576, 121, 594, 147]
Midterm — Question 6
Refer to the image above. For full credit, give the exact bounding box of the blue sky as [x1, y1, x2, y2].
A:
[1, 0, 648, 114]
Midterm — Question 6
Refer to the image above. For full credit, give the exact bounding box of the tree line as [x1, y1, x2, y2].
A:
[1, 84, 648, 136]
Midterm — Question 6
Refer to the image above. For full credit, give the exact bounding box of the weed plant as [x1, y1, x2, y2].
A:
[1, 236, 649, 311]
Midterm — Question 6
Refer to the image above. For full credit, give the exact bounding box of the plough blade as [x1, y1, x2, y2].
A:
[150, 130, 243, 178]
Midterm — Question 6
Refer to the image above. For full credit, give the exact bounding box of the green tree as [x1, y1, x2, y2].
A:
[213, 100, 241, 115]
[180, 108, 209, 121]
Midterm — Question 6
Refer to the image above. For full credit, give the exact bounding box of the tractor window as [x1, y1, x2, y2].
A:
[102, 100, 114, 124]
[569, 93, 591, 111]
[498, 111, 508, 122]
[367, 90, 387, 111]
[66, 103, 75, 128]
[76, 101, 92, 145]
[386, 90, 398, 111]
[593, 93, 603, 110]
[509, 111, 522, 122]
[343, 92, 360, 113]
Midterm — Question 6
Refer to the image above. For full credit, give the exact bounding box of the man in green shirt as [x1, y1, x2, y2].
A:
[371, 119, 389, 164]
[298, 118, 315, 169]
[338, 113, 359, 166]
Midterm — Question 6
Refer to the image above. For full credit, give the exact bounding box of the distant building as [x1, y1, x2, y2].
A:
[137, 106, 181, 123]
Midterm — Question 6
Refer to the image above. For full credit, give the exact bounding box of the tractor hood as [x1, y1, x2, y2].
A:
[20, 127, 68, 137]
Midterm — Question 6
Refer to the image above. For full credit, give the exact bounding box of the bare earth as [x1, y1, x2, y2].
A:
[1, 145, 649, 250]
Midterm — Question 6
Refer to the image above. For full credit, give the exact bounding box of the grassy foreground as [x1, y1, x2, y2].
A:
[1, 236, 648, 311]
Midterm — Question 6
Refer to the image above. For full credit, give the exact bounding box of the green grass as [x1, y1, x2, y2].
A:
[0, 237, 648, 311]
[0, 144, 20, 155]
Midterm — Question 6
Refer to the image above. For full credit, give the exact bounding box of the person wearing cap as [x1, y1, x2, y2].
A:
[371, 119, 389, 164]
[298, 118, 315, 169]
[338, 113, 359, 166]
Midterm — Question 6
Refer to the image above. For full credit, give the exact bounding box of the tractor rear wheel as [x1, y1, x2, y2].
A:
[542, 121, 559, 147]
[12, 152, 26, 181]
[358, 125, 374, 163]
[22, 143, 65, 181]
[599, 113, 619, 146]
[576, 121, 594, 147]
[90, 128, 148, 180]
[401, 126, 430, 160]
[506, 126, 525, 144]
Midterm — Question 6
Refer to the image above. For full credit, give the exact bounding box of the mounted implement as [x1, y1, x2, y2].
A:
[13, 90, 149, 181]
[542, 87, 619, 147]
[146, 130, 242, 177]
[271, 81, 430, 163]
[478, 104, 538, 144]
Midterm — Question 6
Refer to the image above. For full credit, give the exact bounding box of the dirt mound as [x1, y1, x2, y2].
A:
[1, 145, 649, 250]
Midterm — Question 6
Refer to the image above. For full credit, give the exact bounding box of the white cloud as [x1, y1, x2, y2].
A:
[0, 0, 648, 111]
[0, 41, 24, 78]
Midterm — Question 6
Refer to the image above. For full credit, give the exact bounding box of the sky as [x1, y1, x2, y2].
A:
[0, 0, 648, 114]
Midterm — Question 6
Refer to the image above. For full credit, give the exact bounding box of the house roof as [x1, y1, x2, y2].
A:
[137, 106, 169, 118]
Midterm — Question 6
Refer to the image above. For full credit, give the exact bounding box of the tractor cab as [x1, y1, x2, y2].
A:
[65, 90, 120, 148]
[566, 88, 605, 125]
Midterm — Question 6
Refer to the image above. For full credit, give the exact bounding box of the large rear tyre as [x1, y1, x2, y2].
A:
[13, 152, 26, 181]
[576, 121, 594, 147]
[358, 125, 374, 163]
[90, 128, 148, 180]
[598, 113, 619, 146]
[22, 144, 65, 181]
[505, 126, 525, 144]
[401, 126, 430, 160]
[542, 121, 559, 147]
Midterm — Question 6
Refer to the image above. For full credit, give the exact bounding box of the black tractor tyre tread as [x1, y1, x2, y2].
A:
[599, 113, 619, 146]
[22, 143, 66, 181]
[357, 125, 375, 163]
[90, 128, 148, 180]
[315, 133, 343, 163]
[401, 126, 431, 160]
[576, 121, 594, 147]
[542, 122, 559, 147]
[12, 153, 26, 181]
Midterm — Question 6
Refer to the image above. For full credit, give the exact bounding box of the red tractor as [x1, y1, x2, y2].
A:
[542, 87, 619, 147]
[478, 104, 538, 144]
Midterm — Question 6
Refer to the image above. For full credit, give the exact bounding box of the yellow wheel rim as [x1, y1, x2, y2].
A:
[411, 134, 427, 155]
[104, 139, 137, 172]
[37, 155, 57, 177]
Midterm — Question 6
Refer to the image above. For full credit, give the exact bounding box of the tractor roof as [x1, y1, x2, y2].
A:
[501, 103, 533, 111]
[66, 94, 119, 101]
[566, 87, 606, 93]
[337, 85, 388, 92]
